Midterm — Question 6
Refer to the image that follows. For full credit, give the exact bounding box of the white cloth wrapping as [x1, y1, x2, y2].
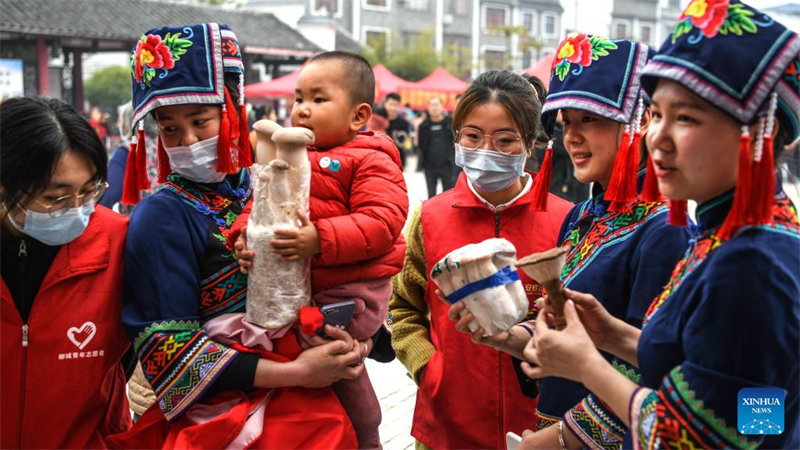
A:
[245, 124, 313, 329]
[430, 238, 528, 336]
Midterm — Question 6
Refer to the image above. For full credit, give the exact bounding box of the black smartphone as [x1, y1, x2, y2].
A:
[316, 300, 357, 337]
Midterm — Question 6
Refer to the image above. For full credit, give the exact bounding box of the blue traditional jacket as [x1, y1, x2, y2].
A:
[534, 184, 691, 443]
[122, 171, 251, 421]
[629, 188, 800, 449]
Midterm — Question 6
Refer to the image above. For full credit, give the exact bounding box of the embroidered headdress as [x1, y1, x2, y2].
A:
[123, 22, 253, 204]
[532, 35, 654, 213]
[641, 0, 800, 237]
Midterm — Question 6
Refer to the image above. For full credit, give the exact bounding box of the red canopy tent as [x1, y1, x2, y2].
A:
[398, 67, 468, 111]
[524, 53, 555, 90]
[245, 63, 413, 104]
[244, 67, 301, 99]
[373, 64, 410, 101]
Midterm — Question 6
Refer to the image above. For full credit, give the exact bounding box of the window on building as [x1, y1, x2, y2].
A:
[668, 0, 681, 7]
[615, 22, 628, 39]
[485, 50, 505, 69]
[485, 6, 507, 28]
[402, 0, 429, 10]
[313, 0, 339, 15]
[446, 0, 468, 15]
[640, 25, 652, 43]
[365, 0, 387, 6]
[522, 11, 536, 35]
[543, 14, 556, 36]
[365, 29, 388, 50]
[522, 50, 532, 69]
[404, 31, 429, 47]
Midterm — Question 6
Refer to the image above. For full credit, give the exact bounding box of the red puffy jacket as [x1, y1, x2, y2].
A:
[235, 131, 408, 292]
[413, 173, 572, 449]
[307, 131, 408, 291]
[1, 207, 132, 449]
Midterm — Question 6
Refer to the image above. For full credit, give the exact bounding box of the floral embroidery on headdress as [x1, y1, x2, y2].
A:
[784, 57, 800, 90]
[671, 0, 771, 43]
[552, 33, 618, 81]
[131, 30, 194, 87]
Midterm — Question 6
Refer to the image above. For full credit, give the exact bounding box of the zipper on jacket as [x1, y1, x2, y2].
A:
[18, 239, 27, 318]
[18, 323, 28, 448]
[18, 239, 28, 448]
[494, 213, 501, 237]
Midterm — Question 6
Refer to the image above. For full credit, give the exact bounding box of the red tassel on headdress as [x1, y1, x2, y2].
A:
[605, 130, 639, 212]
[216, 88, 237, 174]
[122, 141, 140, 205]
[668, 200, 688, 226]
[238, 104, 253, 167]
[530, 140, 554, 211]
[641, 154, 662, 202]
[750, 135, 776, 225]
[718, 129, 752, 239]
[135, 126, 150, 191]
[225, 89, 240, 141]
[157, 135, 171, 183]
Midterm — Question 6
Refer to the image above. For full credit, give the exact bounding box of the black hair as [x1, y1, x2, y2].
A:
[307, 51, 375, 106]
[522, 74, 548, 105]
[385, 92, 401, 103]
[1, 97, 108, 208]
[453, 70, 542, 155]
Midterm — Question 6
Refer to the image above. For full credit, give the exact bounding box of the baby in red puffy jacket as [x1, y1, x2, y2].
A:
[234, 51, 409, 449]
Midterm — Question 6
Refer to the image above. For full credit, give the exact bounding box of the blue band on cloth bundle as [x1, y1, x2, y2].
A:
[446, 266, 520, 304]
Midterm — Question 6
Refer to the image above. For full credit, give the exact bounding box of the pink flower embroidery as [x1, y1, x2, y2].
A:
[134, 34, 175, 83]
[680, 0, 730, 38]
[553, 33, 592, 70]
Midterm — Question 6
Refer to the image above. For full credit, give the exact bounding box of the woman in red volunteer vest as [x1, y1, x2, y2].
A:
[0, 97, 132, 448]
[390, 70, 573, 449]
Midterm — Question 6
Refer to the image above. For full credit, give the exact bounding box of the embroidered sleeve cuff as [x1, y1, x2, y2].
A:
[564, 393, 626, 449]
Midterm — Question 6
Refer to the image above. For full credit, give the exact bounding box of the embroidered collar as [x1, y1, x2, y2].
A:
[163, 170, 251, 227]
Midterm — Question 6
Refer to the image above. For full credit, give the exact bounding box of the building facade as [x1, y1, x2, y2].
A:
[245, 0, 564, 79]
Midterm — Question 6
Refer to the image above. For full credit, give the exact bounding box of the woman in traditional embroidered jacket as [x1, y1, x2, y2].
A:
[520, 2, 800, 449]
[112, 23, 363, 449]
[449, 37, 691, 449]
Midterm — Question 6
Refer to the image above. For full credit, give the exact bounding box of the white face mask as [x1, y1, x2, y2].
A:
[8, 201, 95, 246]
[163, 135, 228, 184]
[454, 144, 527, 192]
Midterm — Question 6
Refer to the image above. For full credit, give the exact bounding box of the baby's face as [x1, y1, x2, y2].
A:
[291, 61, 358, 149]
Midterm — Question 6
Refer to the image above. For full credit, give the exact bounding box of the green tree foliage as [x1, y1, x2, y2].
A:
[85, 65, 131, 109]
[363, 30, 440, 81]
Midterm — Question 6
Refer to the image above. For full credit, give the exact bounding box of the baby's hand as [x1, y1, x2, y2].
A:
[297, 325, 334, 348]
[234, 226, 255, 274]
[271, 210, 321, 261]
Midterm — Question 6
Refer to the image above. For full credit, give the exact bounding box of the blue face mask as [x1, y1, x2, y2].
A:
[8, 201, 95, 246]
[454, 144, 527, 192]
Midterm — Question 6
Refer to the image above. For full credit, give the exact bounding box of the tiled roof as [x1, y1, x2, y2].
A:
[335, 28, 363, 53]
[0, 0, 320, 54]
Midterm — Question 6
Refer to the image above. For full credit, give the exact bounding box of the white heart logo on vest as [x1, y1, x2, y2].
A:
[67, 322, 96, 350]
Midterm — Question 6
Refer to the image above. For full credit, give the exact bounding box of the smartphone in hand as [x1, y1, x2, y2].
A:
[316, 300, 357, 337]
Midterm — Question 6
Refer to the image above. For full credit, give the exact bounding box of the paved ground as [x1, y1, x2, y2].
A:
[370, 154, 427, 450]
